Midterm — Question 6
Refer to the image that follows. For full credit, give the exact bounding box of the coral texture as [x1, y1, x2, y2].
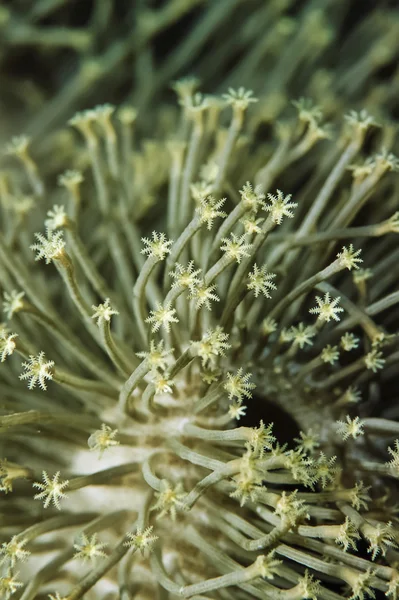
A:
[0, 1, 399, 600]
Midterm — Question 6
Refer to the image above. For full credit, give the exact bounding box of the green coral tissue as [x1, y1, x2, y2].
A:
[1, 1, 399, 599]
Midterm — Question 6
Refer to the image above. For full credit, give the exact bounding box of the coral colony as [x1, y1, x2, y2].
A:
[0, 1, 399, 599]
